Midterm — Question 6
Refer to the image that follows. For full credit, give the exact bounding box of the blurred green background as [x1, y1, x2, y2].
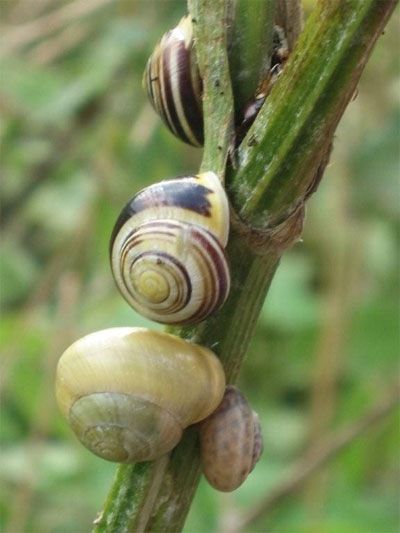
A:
[1, 1, 399, 532]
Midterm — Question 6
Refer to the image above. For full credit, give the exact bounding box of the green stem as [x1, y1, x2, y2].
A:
[93, 1, 396, 531]
[94, 228, 283, 533]
[147, 234, 283, 533]
[94, 456, 169, 532]
[229, 0, 397, 227]
[229, 0, 276, 117]
[189, 0, 234, 178]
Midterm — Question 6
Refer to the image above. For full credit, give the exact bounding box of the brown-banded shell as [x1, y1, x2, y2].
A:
[144, 19, 289, 148]
[56, 327, 226, 463]
[109, 172, 231, 326]
[143, 15, 203, 147]
[199, 386, 263, 492]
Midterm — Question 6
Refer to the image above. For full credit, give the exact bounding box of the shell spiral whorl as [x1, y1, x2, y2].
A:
[110, 171, 230, 325]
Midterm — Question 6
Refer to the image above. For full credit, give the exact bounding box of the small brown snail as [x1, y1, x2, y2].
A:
[56, 327, 226, 463]
[143, 14, 203, 147]
[109, 171, 231, 326]
[199, 386, 263, 492]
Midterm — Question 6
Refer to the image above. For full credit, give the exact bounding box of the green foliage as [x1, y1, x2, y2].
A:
[1, 1, 398, 532]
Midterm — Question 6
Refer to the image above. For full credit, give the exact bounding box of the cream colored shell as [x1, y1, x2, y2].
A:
[56, 327, 225, 463]
[109, 172, 231, 326]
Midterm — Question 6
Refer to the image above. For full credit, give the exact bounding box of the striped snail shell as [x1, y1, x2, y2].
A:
[143, 15, 203, 147]
[110, 171, 230, 326]
[56, 327, 226, 463]
[144, 18, 289, 148]
[199, 386, 263, 492]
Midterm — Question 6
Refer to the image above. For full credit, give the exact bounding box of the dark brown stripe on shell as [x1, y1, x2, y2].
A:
[109, 186, 192, 256]
[161, 40, 192, 145]
[118, 225, 176, 272]
[131, 181, 213, 216]
[192, 228, 230, 314]
[110, 180, 214, 252]
[177, 44, 203, 145]
[153, 44, 173, 129]
[190, 236, 218, 323]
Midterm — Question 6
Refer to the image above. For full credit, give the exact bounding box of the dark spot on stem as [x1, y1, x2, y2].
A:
[248, 135, 258, 147]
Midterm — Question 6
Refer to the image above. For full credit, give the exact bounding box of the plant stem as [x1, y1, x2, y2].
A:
[93, 1, 396, 531]
[229, 0, 397, 228]
[189, 0, 234, 178]
[93, 227, 286, 533]
[94, 456, 169, 532]
[229, 0, 276, 117]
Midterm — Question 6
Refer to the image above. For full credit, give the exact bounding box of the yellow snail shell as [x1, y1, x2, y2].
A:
[109, 171, 230, 325]
[56, 327, 226, 463]
[199, 386, 263, 491]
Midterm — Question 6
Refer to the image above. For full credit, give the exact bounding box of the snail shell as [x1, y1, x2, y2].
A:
[144, 19, 289, 148]
[143, 15, 203, 147]
[56, 327, 226, 463]
[199, 386, 263, 492]
[109, 171, 231, 326]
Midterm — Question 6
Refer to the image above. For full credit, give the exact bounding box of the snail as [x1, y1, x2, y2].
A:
[55, 327, 226, 463]
[109, 171, 231, 326]
[143, 14, 203, 147]
[199, 386, 263, 492]
[143, 17, 288, 147]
